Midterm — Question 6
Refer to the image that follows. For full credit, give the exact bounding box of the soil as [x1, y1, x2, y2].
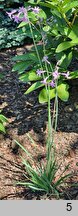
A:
[0, 46, 78, 200]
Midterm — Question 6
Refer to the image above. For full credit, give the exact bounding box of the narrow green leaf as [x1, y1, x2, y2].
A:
[55, 173, 71, 187]
[16, 181, 45, 191]
[12, 61, 33, 73]
[28, 185, 45, 191]
[0, 114, 8, 123]
[0, 123, 6, 133]
[69, 70, 78, 79]
[14, 140, 32, 159]
[25, 81, 44, 94]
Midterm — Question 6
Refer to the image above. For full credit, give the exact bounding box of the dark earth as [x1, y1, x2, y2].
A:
[0, 46, 78, 200]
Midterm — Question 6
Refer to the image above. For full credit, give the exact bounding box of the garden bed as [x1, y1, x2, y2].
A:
[0, 46, 78, 200]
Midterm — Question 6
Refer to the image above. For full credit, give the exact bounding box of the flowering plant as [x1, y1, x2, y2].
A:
[6, 2, 73, 197]
[10, 4, 71, 103]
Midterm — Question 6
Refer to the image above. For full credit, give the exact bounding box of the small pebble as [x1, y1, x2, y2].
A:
[64, 105, 74, 112]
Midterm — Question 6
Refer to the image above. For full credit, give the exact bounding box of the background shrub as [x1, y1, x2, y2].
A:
[0, 0, 29, 49]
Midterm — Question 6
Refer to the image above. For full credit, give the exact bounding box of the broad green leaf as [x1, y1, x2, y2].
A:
[29, 8, 47, 21]
[64, 1, 78, 13]
[18, 22, 28, 28]
[39, 1, 57, 10]
[12, 53, 38, 62]
[37, 9, 47, 20]
[39, 88, 56, 103]
[0, 123, 6, 133]
[62, 0, 71, 6]
[12, 61, 33, 73]
[27, 0, 36, 4]
[19, 70, 41, 82]
[56, 41, 76, 53]
[39, 83, 69, 103]
[28, 11, 38, 22]
[25, 81, 44, 94]
[56, 51, 72, 69]
[64, 24, 78, 40]
[57, 83, 69, 101]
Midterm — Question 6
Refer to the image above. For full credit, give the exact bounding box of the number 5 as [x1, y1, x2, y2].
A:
[66, 203, 72, 211]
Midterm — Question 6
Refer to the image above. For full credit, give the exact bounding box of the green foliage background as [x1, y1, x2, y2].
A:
[0, 0, 29, 49]
[12, 0, 78, 103]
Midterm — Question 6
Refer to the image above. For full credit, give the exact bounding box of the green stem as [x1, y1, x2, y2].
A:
[47, 80, 58, 167]
[71, 12, 77, 26]
[28, 20, 43, 69]
[28, 19, 47, 87]
[63, 13, 72, 28]
[54, 80, 58, 131]
[47, 85, 52, 156]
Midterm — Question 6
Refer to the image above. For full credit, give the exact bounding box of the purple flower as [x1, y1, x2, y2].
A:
[18, 7, 28, 23]
[32, 7, 40, 14]
[36, 69, 45, 76]
[63, 71, 70, 78]
[42, 56, 50, 64]
[20, 16, 28, 22]
[41, 77, 48, 85]
[53, 70, 60, 80]
[27, 6, 32, 11]
[6, 9, 17, 19]
[49, 80, 55, 88]
[12, 15, 20, 23]
[7, 7, 29, 23]
[12, 12, 28, 23]
[18, 7, 27, 14]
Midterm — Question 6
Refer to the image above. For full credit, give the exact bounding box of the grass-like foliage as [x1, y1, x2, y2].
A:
[15, 140, 70, 197]
[0, 112, 8, 133]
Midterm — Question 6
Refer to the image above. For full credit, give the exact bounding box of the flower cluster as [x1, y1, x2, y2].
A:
[6, 7, 28, 23]
[6, 6, 40, 23]
[36, 56, 70, 88]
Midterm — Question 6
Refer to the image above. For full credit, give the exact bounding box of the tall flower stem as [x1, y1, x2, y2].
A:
[46, 79, 58, 173]
[28, 20, 43, 69]
[28, 14, 58, 174]
[38, 22, 59, 167]
[28, 18, 47, 85]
